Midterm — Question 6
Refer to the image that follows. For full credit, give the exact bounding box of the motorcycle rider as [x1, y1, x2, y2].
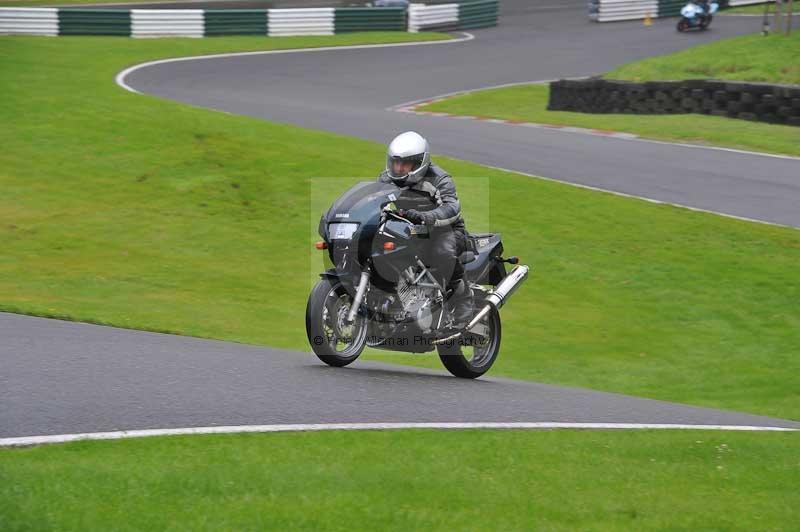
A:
[378, 131, 473, 330]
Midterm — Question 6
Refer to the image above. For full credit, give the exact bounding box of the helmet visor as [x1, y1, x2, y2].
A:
[388, 154, 425, 180]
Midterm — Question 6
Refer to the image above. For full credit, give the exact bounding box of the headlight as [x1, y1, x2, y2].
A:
[329, 223, 358, 240]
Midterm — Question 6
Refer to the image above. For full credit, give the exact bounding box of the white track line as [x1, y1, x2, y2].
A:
[114, 36, 799, 230]
[387, 78, 576, 111]
[2, 422, 796, 447]
[390, 80, 800, 230]
[475, 162, 796, 229]
[115, 32, 475, 94]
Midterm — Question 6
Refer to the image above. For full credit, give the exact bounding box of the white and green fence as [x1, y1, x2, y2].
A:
[0, 1, 497, 37]
[0, 6, 405, 36]
[408, 0, 498, 32]
[588, 0, 770, 22]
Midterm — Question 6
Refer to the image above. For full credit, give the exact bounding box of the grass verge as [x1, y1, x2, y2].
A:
[721, 3, 773, 15]
[605, 31, 800, 84]
[422, 31, 800, 157]
[1, 429, 798, 530]
[1, 35, 799, 419]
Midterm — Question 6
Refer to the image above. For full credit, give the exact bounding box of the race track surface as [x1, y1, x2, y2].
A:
[123, 0, 800, 228]
[4, 2, 799, 440]
[2, 312, 798, 439]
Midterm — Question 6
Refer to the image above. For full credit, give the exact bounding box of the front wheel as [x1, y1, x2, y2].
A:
[437, 304, 501, 379]
[677, 19, 689, 32]
[306, 277, 367, 367]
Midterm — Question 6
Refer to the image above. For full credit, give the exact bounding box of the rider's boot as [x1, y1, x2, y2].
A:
[449, 279, 474, 328]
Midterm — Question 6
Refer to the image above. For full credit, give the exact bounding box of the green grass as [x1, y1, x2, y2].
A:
[423, 83, 800, 155]
[1, 429, 798, 530]
[721, 3, 773, 15]
[606, 31, 800, 85]
[423, 31, 800, 157]
[1, 35, 799, 420]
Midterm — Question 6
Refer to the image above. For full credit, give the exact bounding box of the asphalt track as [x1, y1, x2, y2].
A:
[1, 312, 798, 441]
[122, 0, 800, 228]
[3, 1, 800, 441]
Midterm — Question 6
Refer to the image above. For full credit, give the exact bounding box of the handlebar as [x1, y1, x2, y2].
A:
[382, 208, 429, 236]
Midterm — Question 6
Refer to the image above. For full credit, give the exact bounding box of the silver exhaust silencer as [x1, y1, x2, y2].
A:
[465, 265, 530, 331]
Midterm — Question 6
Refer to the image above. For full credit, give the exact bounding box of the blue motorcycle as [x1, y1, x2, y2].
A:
[677, 1, 719, 31]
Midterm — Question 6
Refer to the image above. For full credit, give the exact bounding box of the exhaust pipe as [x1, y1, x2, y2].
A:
[465, 265, 530, 331]
[433, 265, 530, 344]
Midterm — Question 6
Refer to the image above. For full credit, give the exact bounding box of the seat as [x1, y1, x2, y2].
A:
[463, 232, 503, 285]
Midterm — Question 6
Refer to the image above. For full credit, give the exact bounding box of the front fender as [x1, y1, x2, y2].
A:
[319, 268, 342, 281]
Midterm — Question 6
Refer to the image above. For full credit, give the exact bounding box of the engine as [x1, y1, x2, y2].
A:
[396, 266, 437, 332]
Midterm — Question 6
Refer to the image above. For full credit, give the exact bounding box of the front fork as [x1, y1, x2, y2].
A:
[346, 269, 370, 323]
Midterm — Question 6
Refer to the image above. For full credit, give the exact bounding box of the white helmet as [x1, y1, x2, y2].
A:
[386, 131, 431, 186]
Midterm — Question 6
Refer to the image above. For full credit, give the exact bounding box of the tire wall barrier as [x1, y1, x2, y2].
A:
[0, 8, 58, 36]
[335, 7, 407, 33]
[132, 9, 203, 37]
[268, 8, 333, 36]
[548, 78, 800, 127]
[60, 9, 130, 36]
[589, 0, 769, 22]
[408, 0, 499, 32]
[728, 0, 771, 5]
[0, 6, 404, 37]
[0, 2, 497, 37]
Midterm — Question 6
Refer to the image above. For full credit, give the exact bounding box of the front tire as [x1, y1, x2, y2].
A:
[437, 304, 501, 379]
[677, 18, 689, 32]
[306, 277, 367, 367]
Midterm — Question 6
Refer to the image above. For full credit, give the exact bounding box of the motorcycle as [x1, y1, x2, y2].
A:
[306, 181, 530, 379]
[677, 1, 718, 31]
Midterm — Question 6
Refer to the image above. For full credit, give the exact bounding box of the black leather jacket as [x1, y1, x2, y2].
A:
[377, 163, 465, 231]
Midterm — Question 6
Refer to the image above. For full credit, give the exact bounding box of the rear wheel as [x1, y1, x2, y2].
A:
[437, 304, 501, 379]
[306, 277, 367, 367]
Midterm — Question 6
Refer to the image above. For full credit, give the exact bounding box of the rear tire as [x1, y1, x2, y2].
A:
[306, 277, 367, 367]
[437, 305, 501, 379]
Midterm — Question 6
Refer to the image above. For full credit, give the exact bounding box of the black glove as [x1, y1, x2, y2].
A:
[401, 209, 435, 226]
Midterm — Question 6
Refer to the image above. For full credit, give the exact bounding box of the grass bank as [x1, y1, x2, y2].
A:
[422, 31, 800, 157]
[1, 36, 799, 419]
[721, 3, 773, 15]
[1, 429, 798, 530]
[605, 30, 800, 84]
